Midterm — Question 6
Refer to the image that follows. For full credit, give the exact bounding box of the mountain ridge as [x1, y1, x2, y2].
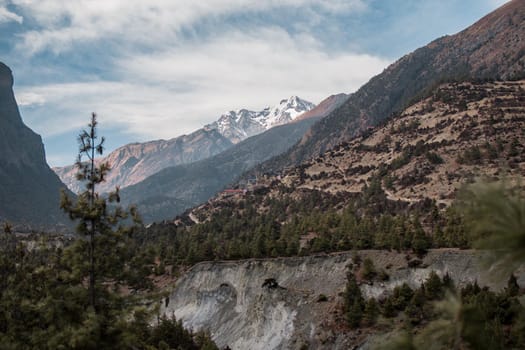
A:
[54, 127, 233, 194]
[206, 95, 315, 144]
[55, 95, 315, 194]
[118, 93, 347, 223]
[254, 0, 525, 174]
[120, 116, 323, 223]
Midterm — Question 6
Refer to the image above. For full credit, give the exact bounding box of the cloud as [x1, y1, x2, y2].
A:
[16, 91, 46, 106]
[12, 0, 366, 54]
[18, 28, 389, 144]
[0, 5, 22, 24]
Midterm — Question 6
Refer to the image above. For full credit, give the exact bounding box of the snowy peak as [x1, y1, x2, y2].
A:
[260, 96, 316, 129]
[209, 96, 315, 143]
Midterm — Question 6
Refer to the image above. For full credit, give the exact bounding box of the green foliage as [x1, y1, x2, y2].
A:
[462, 181, 525, 277]
[0, 115, 218, 349]
[425, 151, 444, 165]
[424, 271, 444, 300]
[343, 270, 365, 328]
[381, 298, 397, 318]
[411, 220, 431, 256]
[361, 258, 377, 281]
[371, 273, 525, 350]
[60, 114, 149, 311]
[363, 298, 380, 326]
[145, 316, 218, 350]
[390, 283, 414, 312]
[371, 331, 416, 350]
[376, 180, 525, 349]
[141, 189, 471, 266]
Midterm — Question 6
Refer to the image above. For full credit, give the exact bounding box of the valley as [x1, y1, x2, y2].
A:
[0, 1, 524, 349]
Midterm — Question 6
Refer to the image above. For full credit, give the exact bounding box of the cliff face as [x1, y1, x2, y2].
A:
[162, 250, 511, 350]
[0, 63, 69, 228]
[0, 64, 45, 167]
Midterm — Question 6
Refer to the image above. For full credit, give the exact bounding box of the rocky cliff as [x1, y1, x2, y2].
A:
[162, 250, 515, 350]
[0, 62, 69, 228]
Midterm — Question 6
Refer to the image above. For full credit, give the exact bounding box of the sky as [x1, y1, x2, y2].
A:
[0, 0, 510, 167]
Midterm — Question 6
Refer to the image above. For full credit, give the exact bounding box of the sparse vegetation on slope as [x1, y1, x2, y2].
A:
[256, 0, 525, 174]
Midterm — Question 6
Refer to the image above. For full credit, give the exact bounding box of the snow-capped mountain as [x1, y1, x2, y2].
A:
[207, 96, 316, 143]
[55, 96, 316, 195]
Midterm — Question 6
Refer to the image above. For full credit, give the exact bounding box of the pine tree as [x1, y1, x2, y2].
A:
[361, 257, 377, 281]
[60, 113, 143, 312]
[363, 298, 380, 326]
[382, 297, 397, 318]
[506, 274, 520, 297]
[343, 271, 365, 328]
[411, 220, 431, 257]
[424, 271, 444, 300]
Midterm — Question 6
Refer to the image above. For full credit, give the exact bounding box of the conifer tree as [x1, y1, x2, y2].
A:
[343, 270, 365, 328]
[60, 113, 142, 312]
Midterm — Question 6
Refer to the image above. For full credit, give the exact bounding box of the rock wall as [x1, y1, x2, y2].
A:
[0, 62, 70, 229]
[162, 249, 513, 350]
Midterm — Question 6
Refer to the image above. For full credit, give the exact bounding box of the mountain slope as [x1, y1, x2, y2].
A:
[184, 80, 525, 223]
[54, 128, 233, 194]
[294, 93, 348, 122]
[120, 116, 322, 223]
[258, 0, 525, 173]
[285, 80, 525, 204]
[0, 63, 69, 228]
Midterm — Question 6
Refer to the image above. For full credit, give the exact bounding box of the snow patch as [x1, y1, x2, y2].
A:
[207, 96, 315, 143]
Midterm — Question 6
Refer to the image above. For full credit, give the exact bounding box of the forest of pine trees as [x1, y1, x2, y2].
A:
[140, 189, 469, 266]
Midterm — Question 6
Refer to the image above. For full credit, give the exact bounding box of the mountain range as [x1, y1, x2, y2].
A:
[68, 0, 525, 224]
[4, 0, 524, 230]
[54, 128, 233, 195]
[119, 93, 345, 223]
[54, 96, 315, 194]
[1, 1, 525, 348]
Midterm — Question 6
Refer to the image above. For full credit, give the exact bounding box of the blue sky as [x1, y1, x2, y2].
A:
[0, 0, 509, 166]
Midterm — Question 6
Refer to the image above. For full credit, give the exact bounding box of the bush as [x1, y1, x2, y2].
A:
[362, 258, 377, 281]
[317, 294, 328, 302]
[425, 151, 444, 165]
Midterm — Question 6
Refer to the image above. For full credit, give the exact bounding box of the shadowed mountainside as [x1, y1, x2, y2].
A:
[0, 63, 70, 229]
[121, 116, 322, 223]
